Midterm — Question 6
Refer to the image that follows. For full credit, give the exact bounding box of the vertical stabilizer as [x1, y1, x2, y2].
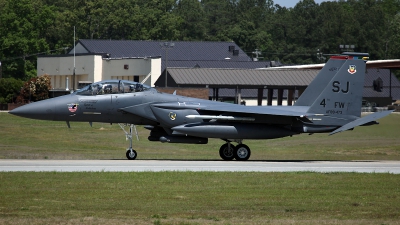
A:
[295, 56, 348, 106]
[307, 58, 366, 117]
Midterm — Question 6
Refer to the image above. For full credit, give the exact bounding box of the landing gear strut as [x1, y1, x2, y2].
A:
[119, 124, 139, 160]
[219, 140, 251, 161]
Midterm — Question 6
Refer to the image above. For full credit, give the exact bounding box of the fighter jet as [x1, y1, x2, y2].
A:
[9, 53, 393, 160]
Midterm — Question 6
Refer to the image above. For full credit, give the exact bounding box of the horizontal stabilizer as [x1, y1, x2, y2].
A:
[329, 110, 393, 135]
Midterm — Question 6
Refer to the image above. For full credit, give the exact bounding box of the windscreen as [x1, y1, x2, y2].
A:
[76, 80, 150, 96]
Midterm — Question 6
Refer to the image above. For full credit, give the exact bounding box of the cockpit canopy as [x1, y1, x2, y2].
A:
[76, 80, 151, 96]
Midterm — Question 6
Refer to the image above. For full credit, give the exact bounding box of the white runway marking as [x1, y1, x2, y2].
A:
[1, 160, 400, 173]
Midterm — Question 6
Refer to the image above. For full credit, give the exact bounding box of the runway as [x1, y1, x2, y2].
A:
[1, 160, 400, 173]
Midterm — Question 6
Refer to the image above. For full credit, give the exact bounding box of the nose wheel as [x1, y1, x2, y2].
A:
[126, 148, 137, 160]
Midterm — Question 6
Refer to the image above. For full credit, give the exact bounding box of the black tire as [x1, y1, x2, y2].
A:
[234, 144, 251, 161]
[126, 149, 137, 160]
[219, 143, 235, 161]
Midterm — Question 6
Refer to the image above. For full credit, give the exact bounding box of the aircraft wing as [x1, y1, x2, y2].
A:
[190, 104, 311, 117]
[153, 103, 313, 117]
[119, 102, 312, 124]
[329, 110, 393, 135]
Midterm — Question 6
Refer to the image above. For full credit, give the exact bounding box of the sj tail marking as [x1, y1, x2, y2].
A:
[332, 81, 349, 93]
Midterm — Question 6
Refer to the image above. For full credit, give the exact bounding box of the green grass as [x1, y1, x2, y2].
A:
[0, 172, 400, 224]
[1, 112, 400, 160]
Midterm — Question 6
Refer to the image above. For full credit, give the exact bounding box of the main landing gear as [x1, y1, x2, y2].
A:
[219, 140, 251, 161]
[119, 124, 139, 160]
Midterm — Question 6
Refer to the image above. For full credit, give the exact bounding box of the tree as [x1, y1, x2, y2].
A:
[0, 78, 24, 103]
[16, 74, 51, 103]
[265, 4, 291, 61]
[352, 0, 387, 59]
[202, 0, 237, 41]
[284, 0, 320, 63]
[231, 0, 274, 57]
[385, 13, 400, 59]
[2, 0, 400, 71]
[142, 0, 182, 40]
[174, 0, 207, 40]
[0, 0, 56, 80]
[381, 0, 400, 59]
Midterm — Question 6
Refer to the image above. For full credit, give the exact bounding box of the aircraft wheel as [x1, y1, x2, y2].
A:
[219, 143, 235, 161]
[234, 144, 251, 161]
[126, 149, 137, 160]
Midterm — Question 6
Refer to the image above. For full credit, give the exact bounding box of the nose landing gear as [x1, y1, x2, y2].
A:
[119, 123, 139, 160]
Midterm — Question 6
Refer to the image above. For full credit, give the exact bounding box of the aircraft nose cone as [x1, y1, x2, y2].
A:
[9, 100, 55, 120]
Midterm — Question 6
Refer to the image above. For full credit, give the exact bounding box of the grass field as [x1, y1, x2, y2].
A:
[1, 112, 400, 160]
[1, 172, 400, 225]
[1, 112, 400, 224]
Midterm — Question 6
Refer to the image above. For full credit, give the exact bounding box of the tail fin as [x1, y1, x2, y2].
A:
[307, 57, 367, 117]
[294, 55, 348, 106]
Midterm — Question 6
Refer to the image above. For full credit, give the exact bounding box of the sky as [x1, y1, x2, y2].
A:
[273, 0, 337, 8]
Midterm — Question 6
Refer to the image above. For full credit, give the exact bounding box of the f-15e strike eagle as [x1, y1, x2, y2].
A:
[10, 53, 393, 160]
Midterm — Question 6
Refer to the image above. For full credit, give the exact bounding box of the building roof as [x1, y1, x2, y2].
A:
[157, 68, 319, 88]
[167, 60, 278, 69]
[72, 39, 259, 70]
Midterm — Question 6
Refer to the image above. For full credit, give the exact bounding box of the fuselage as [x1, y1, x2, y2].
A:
[9, 79, 356, 140]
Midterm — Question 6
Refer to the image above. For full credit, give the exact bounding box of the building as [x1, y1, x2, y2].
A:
[38, 53, 160, 91]
[37, 39, 400, 106]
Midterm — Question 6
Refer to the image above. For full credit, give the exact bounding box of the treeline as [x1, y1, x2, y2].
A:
[1, 0, 400, 81]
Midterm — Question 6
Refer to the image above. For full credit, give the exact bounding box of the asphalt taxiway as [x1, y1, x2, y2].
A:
[1, 160, 400, 173]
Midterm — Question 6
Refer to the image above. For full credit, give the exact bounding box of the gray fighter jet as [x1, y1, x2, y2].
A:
[9, 53, 393, 160]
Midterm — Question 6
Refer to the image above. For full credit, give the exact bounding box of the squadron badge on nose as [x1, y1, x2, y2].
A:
[68, 103, 79, 113]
